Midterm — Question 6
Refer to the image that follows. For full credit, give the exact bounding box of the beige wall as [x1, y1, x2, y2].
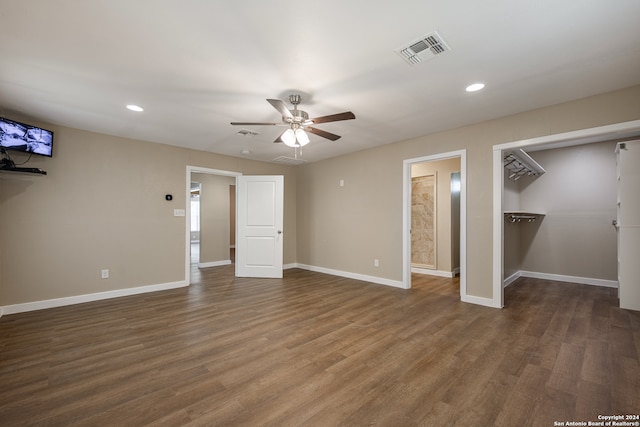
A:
[296, 85, 640, 299]
[0, 125, 297, 306]
[192, 173, 235, 264]
[411, 158, 461, 273]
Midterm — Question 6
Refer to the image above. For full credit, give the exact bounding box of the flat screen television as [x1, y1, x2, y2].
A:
[0, 117, 53, 157]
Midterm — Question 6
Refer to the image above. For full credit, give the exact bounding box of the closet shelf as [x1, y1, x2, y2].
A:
[503, 149, 545, 180]
[504, 211, 545, 223]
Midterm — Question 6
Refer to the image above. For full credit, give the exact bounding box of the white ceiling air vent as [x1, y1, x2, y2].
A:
[236, 129, 259, 136]
[396, 31, 450, 66]
[272, 156, 308, 165]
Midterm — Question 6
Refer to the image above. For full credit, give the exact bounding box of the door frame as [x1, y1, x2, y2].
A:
[402, 149, 467, 299]
[492, 119, 640, 308]
[185, 166, 242, 284]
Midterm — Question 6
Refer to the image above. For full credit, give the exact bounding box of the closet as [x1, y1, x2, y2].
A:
[503, 142, 619, 294]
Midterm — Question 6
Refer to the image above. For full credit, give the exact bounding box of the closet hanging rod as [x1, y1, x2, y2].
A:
[504, 212, 545, 223]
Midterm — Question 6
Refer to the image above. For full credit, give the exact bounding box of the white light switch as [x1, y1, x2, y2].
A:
[339, 179, 345, 187]
[174, 209, 186, 217]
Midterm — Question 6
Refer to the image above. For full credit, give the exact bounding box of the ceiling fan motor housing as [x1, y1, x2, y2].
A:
[285, 109, 309, 125]
[285, 94, 310, 124]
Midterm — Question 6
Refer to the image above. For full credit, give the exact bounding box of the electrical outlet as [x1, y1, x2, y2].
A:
[101, 269, 109, 279]
[374, 259, 379, 267]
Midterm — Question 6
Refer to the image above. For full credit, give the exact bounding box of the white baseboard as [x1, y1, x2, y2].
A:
[198, 260, 231, 268]
[504, 270, 618, 289]
[291, 263, 502, 308]
[504, 271, 522, 288]
[1, 280, 188, 316]
[461, 294, 503, 308]
[292, 263, 405, 289]
[411, 267, 454, 278]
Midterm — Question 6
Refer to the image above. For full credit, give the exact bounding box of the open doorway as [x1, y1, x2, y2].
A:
[190, 181, 202, 266]
[403, 150, 468, 301]
[410, 159, 461, 278]
[185, 166, 241, 285]
[191, 172, 236, 269]
[492, 119, 640, 308]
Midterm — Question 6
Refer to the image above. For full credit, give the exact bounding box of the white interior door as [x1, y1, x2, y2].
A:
[236, 175, 284, 278]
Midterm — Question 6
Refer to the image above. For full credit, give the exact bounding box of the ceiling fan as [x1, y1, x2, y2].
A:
[231, 94, 355, 148]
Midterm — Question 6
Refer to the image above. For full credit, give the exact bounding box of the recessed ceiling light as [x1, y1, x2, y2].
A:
[466, 83, 485, 92]
[241, 149, 252, 155]
[126, 104, 144, 112]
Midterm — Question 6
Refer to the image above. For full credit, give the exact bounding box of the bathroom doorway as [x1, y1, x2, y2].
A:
[403, 149, 468, 301]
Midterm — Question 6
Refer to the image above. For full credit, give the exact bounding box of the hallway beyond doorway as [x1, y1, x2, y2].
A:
[190, 243, 235, 266]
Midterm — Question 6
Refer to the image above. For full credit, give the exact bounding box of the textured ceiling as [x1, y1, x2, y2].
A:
[1, 0, 640, 163]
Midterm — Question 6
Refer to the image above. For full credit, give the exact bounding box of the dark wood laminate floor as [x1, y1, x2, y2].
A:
[1, 267, 639, 426]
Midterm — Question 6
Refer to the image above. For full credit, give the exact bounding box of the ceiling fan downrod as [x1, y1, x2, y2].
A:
[287, 94, 309, 124]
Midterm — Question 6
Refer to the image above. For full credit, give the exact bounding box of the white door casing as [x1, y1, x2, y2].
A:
[236, 175, 284, 278]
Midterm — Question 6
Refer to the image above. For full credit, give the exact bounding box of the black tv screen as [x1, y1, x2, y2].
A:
[0, 117, 53, 157]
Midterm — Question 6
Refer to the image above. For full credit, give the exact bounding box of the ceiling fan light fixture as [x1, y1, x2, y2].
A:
[295, 129, 310, 146]
[281, 129, 297, 147]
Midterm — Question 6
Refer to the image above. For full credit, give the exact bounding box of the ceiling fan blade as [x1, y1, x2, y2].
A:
[230, 122, 279, 126]
[266, 99, 293, 119]
[305, 126, 341, 141]
[310, 111, 355, 124]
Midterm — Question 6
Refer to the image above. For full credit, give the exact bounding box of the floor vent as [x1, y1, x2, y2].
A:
[271, 156, 307, 165]
[396, 31, 450, 66]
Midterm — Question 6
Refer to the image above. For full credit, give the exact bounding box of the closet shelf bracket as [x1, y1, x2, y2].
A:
[503, 149, 545, 180]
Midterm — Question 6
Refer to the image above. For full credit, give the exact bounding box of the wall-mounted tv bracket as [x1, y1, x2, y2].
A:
[0, 147, 47, 175]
